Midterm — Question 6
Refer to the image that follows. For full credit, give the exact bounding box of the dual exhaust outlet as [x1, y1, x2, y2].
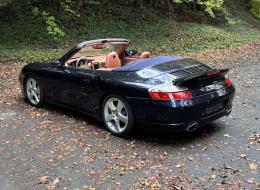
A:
[185, 108, 232, 132]
[225, 108, 232, 116]
[185, 121, 199, 132]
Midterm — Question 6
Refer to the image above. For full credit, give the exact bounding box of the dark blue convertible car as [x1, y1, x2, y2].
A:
[19, 38, 235, 136]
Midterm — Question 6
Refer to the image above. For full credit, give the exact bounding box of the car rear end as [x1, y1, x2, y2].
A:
[127, 59, 235, 131]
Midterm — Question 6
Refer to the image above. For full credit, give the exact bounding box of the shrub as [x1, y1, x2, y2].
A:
[250, 0, 260, 18]
[42, 11, 65, 39]
[172, 0, 225, 18]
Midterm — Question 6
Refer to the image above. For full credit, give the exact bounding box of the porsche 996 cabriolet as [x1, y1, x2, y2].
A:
[19, 38, 235, 136]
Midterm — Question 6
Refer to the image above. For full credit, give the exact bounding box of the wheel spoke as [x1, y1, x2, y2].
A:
[106, 114, 113, 122]
[32, 79, 37, 89]
[33, 93, 40, 103]
[28, 92, 33, 99]
[118, 113, 128, 124]
[35, 87, 40, 95]
[114, 120, 121, 132]
[27, 82, 33, 89]
[107, 101, 116, 111]
[117, 101, 124, 112]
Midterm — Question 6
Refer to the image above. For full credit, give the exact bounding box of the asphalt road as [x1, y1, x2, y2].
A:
[0, 49, 259, 189]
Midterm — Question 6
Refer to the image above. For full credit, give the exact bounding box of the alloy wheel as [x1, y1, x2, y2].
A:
[104, 97, 129, 133]
[26, 78, 41, 105]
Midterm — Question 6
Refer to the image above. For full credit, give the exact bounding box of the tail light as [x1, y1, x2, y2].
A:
[225, 78, 232, 87]
[149, 90, 192, 100]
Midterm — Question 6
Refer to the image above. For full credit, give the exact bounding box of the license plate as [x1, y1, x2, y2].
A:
[203, 102, 224, 116]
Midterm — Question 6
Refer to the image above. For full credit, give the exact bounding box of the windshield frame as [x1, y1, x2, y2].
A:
[60, 38, 129, 65]
[72, 42, 128, 58]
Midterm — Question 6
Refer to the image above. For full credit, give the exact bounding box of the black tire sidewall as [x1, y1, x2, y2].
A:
[102, 94, 134, 136]
[24, 75, 45, 107]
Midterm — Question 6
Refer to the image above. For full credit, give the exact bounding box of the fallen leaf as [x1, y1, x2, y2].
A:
[52, 177, 60, 186]
[249, 163, 258, 170]
[45, 177, 61, 190]
[39, 176, 51, 184]
[224, 134, 231, 138]
[250, 133, 260, 144]
[175, 164, 182, 168]
[240, 153, 247, 159]
[245, 178, 255, 184]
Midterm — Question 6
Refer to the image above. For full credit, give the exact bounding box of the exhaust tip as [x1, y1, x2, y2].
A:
[226, 108, 232, 116]
[186, 121, 198, 132]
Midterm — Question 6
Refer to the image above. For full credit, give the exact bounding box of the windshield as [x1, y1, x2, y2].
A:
[74, 42, 127, 58]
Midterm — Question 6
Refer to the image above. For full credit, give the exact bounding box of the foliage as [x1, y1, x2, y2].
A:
[0, 14, 259, 62]
[28, 0, 80, 40]
[250, 0, 260, 18]
[0, 0, 259, 62]
[41, 11, 65, 39]
[60, 0, 80, 17]
[172, 0, 225, 17]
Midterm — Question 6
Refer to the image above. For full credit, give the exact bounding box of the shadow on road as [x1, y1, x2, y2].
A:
[131, 123, 223, 145]
[31, 100, 224, 144]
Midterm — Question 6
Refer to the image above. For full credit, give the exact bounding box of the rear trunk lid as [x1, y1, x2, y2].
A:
[137, 58, 228, 95]
[172, 69, 229, 96]
[135, 57, 213, 79]
[150, 58, 211, 74]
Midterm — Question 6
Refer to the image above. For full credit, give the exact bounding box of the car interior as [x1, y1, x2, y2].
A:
[64, 42, 151, 71]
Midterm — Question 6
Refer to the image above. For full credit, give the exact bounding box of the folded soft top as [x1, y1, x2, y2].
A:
[112, 56, 183, 72]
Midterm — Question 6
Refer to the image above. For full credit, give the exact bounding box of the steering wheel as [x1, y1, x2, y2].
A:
[76, 56, 88, 67]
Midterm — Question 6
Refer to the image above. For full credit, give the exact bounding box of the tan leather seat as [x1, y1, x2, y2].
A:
[139, 51, 151, 59]
[105, 51, 121, 68]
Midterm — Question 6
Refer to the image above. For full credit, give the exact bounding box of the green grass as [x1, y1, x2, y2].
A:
[0, 5, 259, 62]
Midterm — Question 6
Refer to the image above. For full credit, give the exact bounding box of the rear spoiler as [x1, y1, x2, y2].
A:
[173, 69, 229, 85]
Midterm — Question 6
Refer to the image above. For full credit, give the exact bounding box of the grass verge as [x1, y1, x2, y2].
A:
[0, 5, 259, 62]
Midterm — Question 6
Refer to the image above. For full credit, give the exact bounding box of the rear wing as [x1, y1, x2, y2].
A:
[173, 69, 229, 86]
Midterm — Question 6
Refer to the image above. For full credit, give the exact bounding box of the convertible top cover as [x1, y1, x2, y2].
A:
[113, 56, 183, 72]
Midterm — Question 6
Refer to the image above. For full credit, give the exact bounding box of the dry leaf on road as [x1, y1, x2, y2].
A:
[249, 163, 258, 170]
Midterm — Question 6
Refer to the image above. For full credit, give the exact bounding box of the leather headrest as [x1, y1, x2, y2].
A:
[105, 52, 121, 68]
[139, 51, 151, 59]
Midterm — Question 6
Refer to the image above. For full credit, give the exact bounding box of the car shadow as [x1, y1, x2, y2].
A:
[24, 100, 225, 145]
[130, 123, 224, 145]
[38, 102, 104, 127]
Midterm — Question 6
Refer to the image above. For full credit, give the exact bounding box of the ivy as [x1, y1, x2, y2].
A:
[60, 0, 80, 17]
[172, 0, 225, 17]
[31, 5, 65, 40]
[42, 11, 65, 40]
[250, 0, 260, 18]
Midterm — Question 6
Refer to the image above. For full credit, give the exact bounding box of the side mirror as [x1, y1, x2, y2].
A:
[53, 60, 62, 67]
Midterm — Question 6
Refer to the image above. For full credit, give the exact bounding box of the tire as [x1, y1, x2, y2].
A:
[24, 75, 45, 107]
[102, 94, 134, 136]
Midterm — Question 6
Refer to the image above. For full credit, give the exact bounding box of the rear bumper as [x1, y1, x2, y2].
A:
[138, 107, 231, 131]
[128, 86, 235, 131]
